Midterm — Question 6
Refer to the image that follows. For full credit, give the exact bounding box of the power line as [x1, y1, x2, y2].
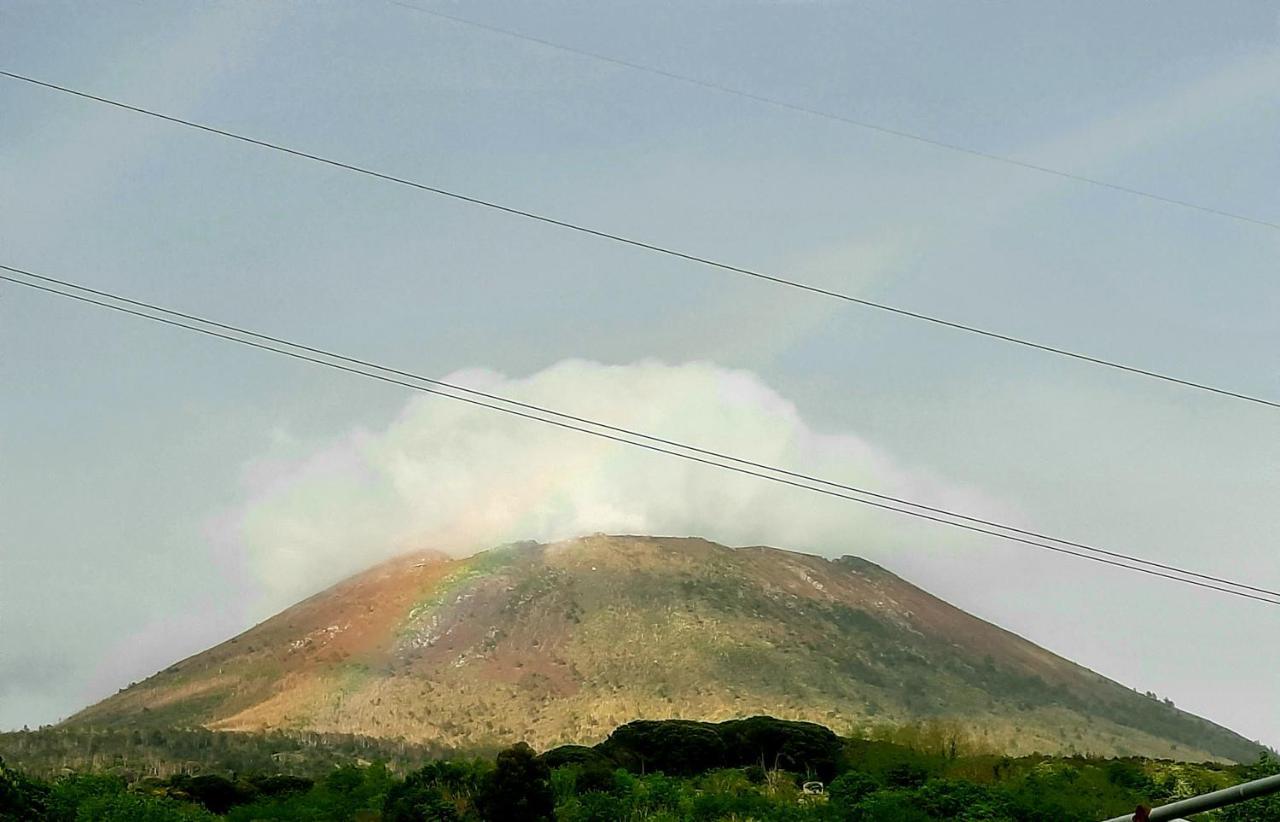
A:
[389, 0, 1280, 234]
[3, 265, 1276, 607]
[10, 263, 1279, 600]
[1, 69, 1276, 412]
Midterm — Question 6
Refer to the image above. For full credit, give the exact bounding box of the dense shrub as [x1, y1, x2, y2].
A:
[572, 762, 623, 796]
[539, 744, 611, 770]
[477, 742, 553, 821]
[69, 792, 215, 822]
[166, 773, 253, 814]
[851, 789, 934, 821]
[382, 779, 457, 822]
[595, 715, 844, 779]
[598, 720, 727, 775]
[1106, 759, 1154, 791]
[885, 762, 931, 789]
[912, 778, 1013, 821]
[1, 718, 1276, 821]
[828, 770, 879, 808]
[718, 716, 844, 781]
[0, 755, 48, 821]
[1220, 753, 1280, 822]
[245, 774, 313, 797]
[45, 774, 127, 821]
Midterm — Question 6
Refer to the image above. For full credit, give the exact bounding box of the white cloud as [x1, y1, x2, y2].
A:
[231, 359, 1012, 606]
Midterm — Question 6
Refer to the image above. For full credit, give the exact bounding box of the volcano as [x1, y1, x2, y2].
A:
[69, 535, 1262, 762]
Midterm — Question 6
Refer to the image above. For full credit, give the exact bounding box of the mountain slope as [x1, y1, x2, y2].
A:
[69, 535, 1263, 762]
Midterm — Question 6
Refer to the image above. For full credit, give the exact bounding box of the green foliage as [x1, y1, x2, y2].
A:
[555, 790, 631, 822]
[0, 754, 49, 821]
[46, 774, 127, 821]
[166, 773, 252, 814]
[245, 773, 313, 797]
[71, 792, 216, 822]
[593, 716, 843, 780]
[885, 763, 931, 789]
[0, 726, 451, 780]
[570, 762, 622, 796]
[224, 760, 392, 821]
[828, 770, 879, 807]
[719, 716, 844, 781]
[382, 780, 457, 821]
[635, 772, 683, 815]
[479, 742, 554, 821]
[2, 717, 1276, 821]
[849, 789, 934, 822]
[381, 758, 488, 821]
[1220, 752, 1280, 821]
[541, 745, 611, 771]
[599, 720, 727, 776]
[1105, 759, 1155, 791]
[912, 779, 1012, 821]
[843, 738, 946, 786]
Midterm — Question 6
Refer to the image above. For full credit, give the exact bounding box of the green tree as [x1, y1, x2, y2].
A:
[598, 720, 726, 776]
[46, 773, 128, 822]
[167, 773, 253, 814]
[885, 763, 930, 789]
[828, 770, 879, 812]
[571, 762, 620, 796]
[479, 742, 553, 821]
[0, 755, 49, 822]
[73, 792, 216, 822]
[913, 778, 1013, 821]
[635, 772, 683, 815]
[383, 779, 458, 822]
[1220, 753, 1280, 822]
[1104, 760, 1153, 792]
[850, 790, 932, 822]
[555, 790, 631, 822]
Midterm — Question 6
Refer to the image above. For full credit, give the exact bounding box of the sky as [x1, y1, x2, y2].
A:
[1, 0, 1278, 748]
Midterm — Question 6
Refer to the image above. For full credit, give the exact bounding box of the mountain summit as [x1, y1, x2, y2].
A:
[70, 535, 1261, 761]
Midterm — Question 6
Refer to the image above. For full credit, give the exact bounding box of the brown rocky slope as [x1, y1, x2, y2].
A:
[68, 535, 1263, 762]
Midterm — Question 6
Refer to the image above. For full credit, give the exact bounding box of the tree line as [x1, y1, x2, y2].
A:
[3, 715, 1278, 820]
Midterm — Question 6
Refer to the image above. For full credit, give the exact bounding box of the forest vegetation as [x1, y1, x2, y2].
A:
[3, 716, 1278, 821]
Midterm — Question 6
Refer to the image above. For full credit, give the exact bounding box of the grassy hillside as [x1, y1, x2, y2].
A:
[68, 535, 1266, 762]
[0, 727, 457, 781]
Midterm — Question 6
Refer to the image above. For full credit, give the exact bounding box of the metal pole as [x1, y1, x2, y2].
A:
[1100, 772, 1280, 822]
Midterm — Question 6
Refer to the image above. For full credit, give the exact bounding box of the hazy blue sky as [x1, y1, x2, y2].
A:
[2, 1, 1278, 749]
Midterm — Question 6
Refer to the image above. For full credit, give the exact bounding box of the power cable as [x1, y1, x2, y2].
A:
[387, 0, 1280, 234]
[9, 264, 1278, 599]
[3, 266, 1276, 606]
[1, 69, 1275, 411]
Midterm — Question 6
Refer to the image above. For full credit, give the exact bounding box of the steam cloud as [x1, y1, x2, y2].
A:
[232, 360, 1006, 606]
